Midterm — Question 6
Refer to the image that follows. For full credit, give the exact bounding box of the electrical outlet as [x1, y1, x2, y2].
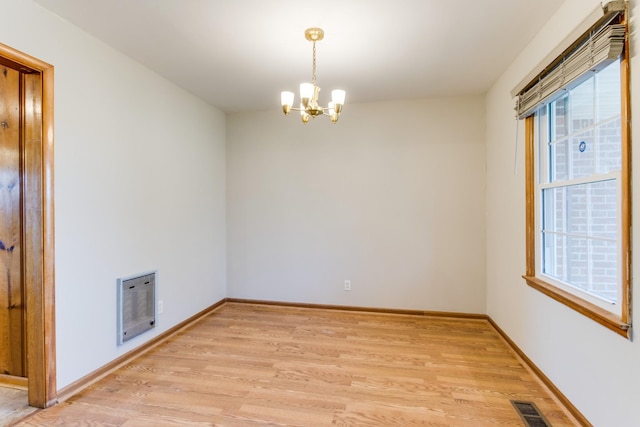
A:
[344, 280, 351, 291]
[158, 300, 164, 314]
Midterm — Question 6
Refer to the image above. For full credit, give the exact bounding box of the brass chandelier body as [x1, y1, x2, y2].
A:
[281, 28, 345, 123]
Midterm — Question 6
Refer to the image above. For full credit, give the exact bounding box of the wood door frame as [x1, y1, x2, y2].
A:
[0, 42, 55, 408]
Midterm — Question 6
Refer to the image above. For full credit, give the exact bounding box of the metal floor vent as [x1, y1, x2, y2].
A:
[117, 271, 156, 345]
[511, 400, 551, 427]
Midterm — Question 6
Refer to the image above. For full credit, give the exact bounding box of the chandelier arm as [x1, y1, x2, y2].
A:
[291, 106, 340, 114]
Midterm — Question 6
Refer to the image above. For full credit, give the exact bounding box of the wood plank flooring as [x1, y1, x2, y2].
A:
[0, 386, 37, 426]
[13, 303, 580, 426]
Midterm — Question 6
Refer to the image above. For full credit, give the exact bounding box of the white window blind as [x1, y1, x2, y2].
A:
[514, 1, 626, 119]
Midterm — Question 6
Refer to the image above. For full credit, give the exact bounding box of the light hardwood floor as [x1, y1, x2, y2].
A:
[13, 303, 580, 426]
[0, 386, 37, 426]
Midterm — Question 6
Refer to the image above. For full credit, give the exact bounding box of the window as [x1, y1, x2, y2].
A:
[538, 60, 622, 309]
[517, 3, 630, 337]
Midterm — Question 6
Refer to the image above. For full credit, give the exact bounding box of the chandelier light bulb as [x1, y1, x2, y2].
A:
[300, 83, 314, 108]
[328, 101, 338, 123]
[300, 103, 310, 123]
[331, 89, 345, 113]
[281, 91, 294, 115]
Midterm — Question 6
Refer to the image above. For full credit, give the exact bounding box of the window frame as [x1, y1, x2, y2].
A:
[523, 24, 631, 338]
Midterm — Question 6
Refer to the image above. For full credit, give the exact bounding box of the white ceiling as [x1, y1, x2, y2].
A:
[33, 0, 566, 113]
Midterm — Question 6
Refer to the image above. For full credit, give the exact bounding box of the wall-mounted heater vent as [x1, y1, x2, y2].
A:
[117, 271, 156, 345]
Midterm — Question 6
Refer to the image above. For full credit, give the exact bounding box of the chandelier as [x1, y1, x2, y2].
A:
[280, 28, 346, 123]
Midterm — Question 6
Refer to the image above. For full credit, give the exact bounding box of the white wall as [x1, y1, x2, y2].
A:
[0, 0, 227, 389]
[486, 0, 640, 425]
[227, 98, 486, 313]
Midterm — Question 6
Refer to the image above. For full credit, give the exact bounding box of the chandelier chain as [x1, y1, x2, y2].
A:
[312, 41, 317, 87]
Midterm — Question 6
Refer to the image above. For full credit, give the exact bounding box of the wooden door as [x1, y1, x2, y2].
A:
[0, 42, 55, 408]
[0, 65, 25, 377]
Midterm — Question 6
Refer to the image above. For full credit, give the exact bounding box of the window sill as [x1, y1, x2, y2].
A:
[523, 275, 631, 339]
